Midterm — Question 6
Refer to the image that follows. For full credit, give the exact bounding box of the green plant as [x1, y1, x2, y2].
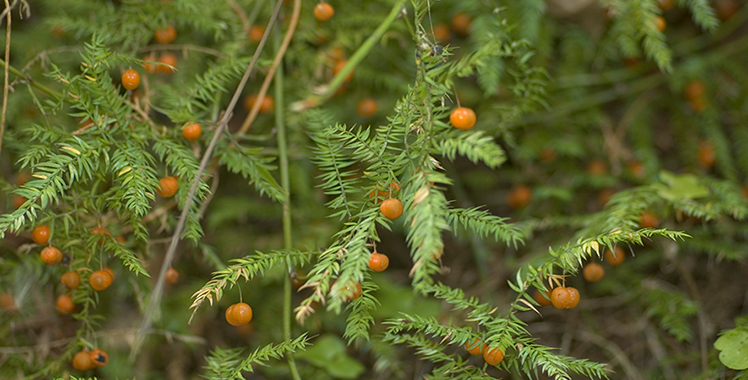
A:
[1, 0, 748, 379]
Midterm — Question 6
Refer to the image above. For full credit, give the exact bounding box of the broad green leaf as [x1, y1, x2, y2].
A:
[714, 328, 748, 370]
[295, 334, 365, 379]
[655, 171, 709, 201]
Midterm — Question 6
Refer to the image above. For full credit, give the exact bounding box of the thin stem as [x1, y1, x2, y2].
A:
[291, 0, 407, 112]
[0, 58, 63, 100]
[0, 0, 11, 156]
[274, 17, 302, 380]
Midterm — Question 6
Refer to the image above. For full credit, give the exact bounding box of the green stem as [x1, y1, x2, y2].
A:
[0, 58, 63, 100]
[292, 0, 407, 111]
[275, 27, 301, 380]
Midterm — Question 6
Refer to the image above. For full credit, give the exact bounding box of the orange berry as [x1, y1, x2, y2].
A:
[551, 286, 580, 309]
[451, 12, 472, 36]
[91, 225, 111, 244]
[433, 24, 451, 43]
[380, 198, 404, 219]
[333, 60, 354, 82]
[121, 69, 140, 91]
[335, 280, 362, 301]
[507, 185, 532, 209]
[32, 224, 51, 245]
[689, 96, 708, 112]
[225, 302, 253, 326]
[89, 270, 113, 291]
[248, 26, 265, 42]
[654, 16, 666, 32]
[313, 3, 334, 21]
[533, 289, 553, 307]
[716, 0, 739, 20]
[465, 338, 485, 355]
[483, 346, 504, 366]
[449, 107, 476, 130]
[157, 176, 179, 198]
[40, 246, 63, 265]
[61, 271, 81, 289]
[658, 0, 674, 11]
[685, 80, 705, 101]
[103, 267, 115, 281]
[605, 247, 625, 266]
[369, 182, 400, 203]
[154, 25, 177, 44]
[89, 348, 109, 367]
[165, 268, 179, 284]
[15, 172, 30, 186]
[623, 57, 641, 67]
[587, 160, 607, 176]
[244, 94, 275, 114]
[56, 294, 75, 315]
[72, 350, 95, 370]
[182, 122, 202, 141]
[639, 210, 659, 228]
[538, 148, 556, 163]
[628, 160, 645, 179]
[583, 262, 605, 282]
[597, 188, 615, 208]
[13, 195, 27, 209]
[698, 141, 716, 169]
[368, 252, 390, 272]
[327, 46, 345, 64]
[52, 25, 66, 38]
[144, 53, 158, 74]
[157, 53, 177, 74]
[357, 98, 378, 118]
[1, 292, 15, 310]
[91, 225, 110, 237]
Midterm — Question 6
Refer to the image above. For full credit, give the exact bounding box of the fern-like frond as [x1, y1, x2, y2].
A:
[446, 207, 525, 247]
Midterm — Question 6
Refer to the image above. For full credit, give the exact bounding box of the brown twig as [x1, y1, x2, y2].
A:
[667, 241, 710, 376]
[0, 0, 12, 157]
[19, 46, 80, 73]
[131, 0, 289, 358]
[237, 0, 301, 135]
[197, 160, 221, 218]
[577, 330, 644, 380]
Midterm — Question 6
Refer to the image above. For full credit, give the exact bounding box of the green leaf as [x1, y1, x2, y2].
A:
[655, 171, 710, 200]
[715, 328, 748, 370]
[295, 334, 365, 379]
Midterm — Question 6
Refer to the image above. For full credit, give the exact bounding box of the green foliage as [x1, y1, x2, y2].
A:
[641, 284, 698, 342]
[715, 317, 748, 371]
[1, 0, 747, 379]
[203, 334, 311, 380]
